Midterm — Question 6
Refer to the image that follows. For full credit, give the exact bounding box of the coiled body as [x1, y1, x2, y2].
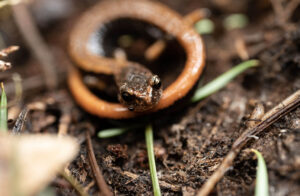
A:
[68, 0, 205, 119]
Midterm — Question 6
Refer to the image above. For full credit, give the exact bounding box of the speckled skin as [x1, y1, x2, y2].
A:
[116, 64, 162, 111]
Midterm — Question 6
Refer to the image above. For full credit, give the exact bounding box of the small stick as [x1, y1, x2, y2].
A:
[83, 180, 95, 193]
[144, 40, 166, 61]
[246, 102, 265, 128]
[234, 90, 300, 148]
[183, 8, 211, 26]
[60, 169, 89, 196]
[0, 60, 11, 72]
[12, 107, 28, 134]
[113, 48, 127, 64]
[58, 101, 72, 136]
[283, 0, 300, 22]
[58, 113, 71, 136]
[270, 0, 300, 27]
[0, 46, 19, 57]
[8, 73, 23, 107]
[86, 127, 113, 196]
[270, 0, 284, 21]
[235, 38, 249, 60]
[0, 45, 18, 72]
[4, 64, 66, 98]
[145, 8, 209, 61]
[12, 3, 58, 89]
[196, 90, 300, 196]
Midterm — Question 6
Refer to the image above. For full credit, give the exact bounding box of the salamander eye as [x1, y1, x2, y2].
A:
[150, 75, 161, 89]
[121, 91, 134, 102]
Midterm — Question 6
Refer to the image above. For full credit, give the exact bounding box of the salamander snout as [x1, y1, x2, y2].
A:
[118, 75, 162, 112]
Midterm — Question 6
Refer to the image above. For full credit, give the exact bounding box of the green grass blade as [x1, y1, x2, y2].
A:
[37, 187, 55, 196]
[194, 19, 215, 35]
[252, 149, 269, 196]
[98, 127, 130, 138]
[145, 124, 161, 196]
[98, 124, 144, 138]
[0, 83, 8, 132]
[223, 14, 249, 30]
[191, 59, 259, 103]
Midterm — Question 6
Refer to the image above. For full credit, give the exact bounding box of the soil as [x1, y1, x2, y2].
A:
[1, 0, 300, 195]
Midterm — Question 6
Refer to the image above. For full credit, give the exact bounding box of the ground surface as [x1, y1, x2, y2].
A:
[1, 0, 300, 195]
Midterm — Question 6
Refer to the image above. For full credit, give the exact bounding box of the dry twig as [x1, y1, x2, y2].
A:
[270, 0, 300, 27]
[12, 107, 28, 134]
[0, 60, 11, 72]
[12, 3, 58, 89]
[0, 46, 19, 57]
[145, 8, 209, 61]
[0, 46, 19, 72]
[86, 126, 113, 196]
[58, 101, 73, 136]
[60, 169, 88, 196]
[196, 90, 300, 196]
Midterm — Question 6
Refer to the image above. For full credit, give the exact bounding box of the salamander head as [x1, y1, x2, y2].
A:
[118, 73, 162, 112]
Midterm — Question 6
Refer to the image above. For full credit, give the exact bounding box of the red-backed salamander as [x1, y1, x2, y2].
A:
[68, 0, 206, 119]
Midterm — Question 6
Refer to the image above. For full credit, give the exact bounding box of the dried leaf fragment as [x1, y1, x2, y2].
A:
[0, 134, 79, 196]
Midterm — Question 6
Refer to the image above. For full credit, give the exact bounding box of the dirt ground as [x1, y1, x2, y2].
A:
[1, 0, 300, 195]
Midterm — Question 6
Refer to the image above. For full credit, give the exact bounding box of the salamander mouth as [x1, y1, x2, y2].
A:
[119, 87, 163, 112]
[129, 104, 153, 112]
